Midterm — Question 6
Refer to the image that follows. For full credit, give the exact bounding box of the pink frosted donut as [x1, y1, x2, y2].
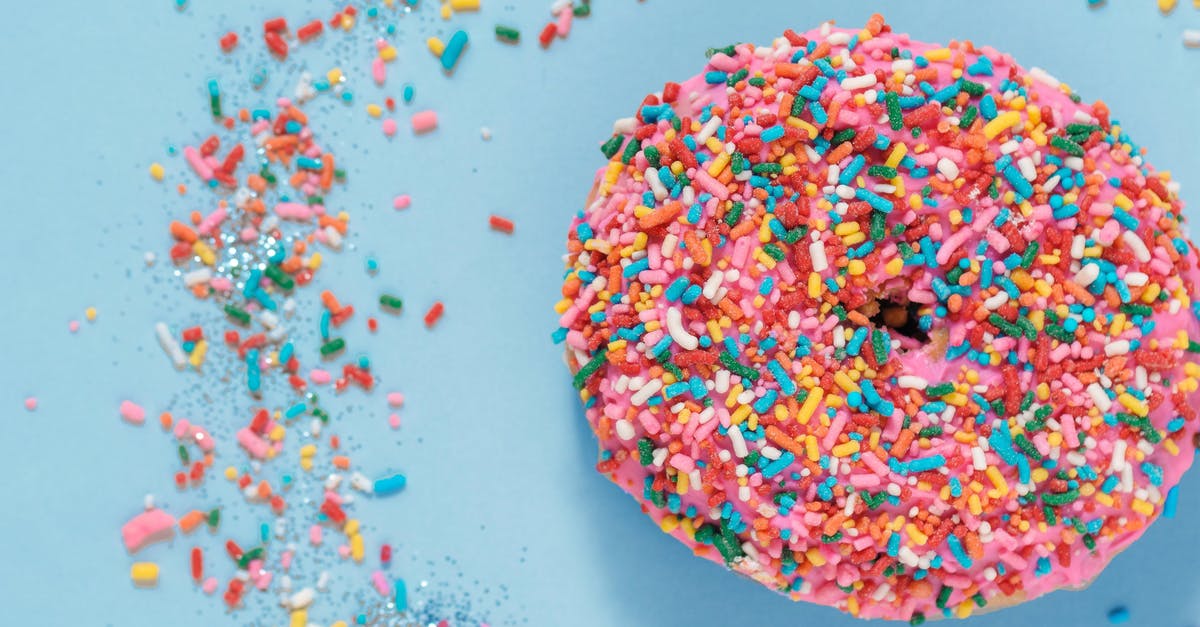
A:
[557, 14, 1200, 622]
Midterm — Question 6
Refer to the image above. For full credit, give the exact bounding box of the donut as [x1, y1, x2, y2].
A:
[556, 14, 1200, 622]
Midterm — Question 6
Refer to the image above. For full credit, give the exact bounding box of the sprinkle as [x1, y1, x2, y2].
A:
[489, 215, 515, 234]
[424, 302, 445, 328]
[411, 110, 439, 134]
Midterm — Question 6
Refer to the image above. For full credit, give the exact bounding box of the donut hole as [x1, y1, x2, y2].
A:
[868, 297, 929, 349]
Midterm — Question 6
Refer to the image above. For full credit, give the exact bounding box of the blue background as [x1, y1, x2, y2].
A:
[1, 1, 1198, 625]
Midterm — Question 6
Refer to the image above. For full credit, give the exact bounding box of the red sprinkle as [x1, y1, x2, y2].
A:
[219, 32, 239, 52]
[423, 302, 445, 328]
[489, 214, 515, 234]
[263, 17, 288, 32]
[538, 23, 556, 48]
[297, 20, 324, 42]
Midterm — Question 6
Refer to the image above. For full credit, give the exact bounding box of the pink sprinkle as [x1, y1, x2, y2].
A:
[310, 368, 332, 385]
[68, 320, 80, 333]
[201, 577, 219, 594]
[23, 397, 37, 411]
[382, 118, 397, 137]
[281, 549, 294, 570]
[120, 400, 146, 425]
[370, 570, 391, 596]
[386, 392, 404, 407]
[411, 110, 438, 134]
[372, 57, 386, 85]
[556, 4, 573, 37]
[393, 194, 412, 210]
[337, 544, 351, 559]
[310, 524, 323, 546]
[388, 413, 402, 430]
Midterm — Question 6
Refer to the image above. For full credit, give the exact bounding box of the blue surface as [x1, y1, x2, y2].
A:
[1, 1, 1199, 625]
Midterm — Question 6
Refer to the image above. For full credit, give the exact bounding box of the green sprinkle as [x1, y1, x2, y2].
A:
[725, 202, 744, 227]
[1188, 340, 1200, 354]
[1014, 434, 1042, 459]
[1119, 303, 1152, 316]
[178, 444, 190, 465]
[379, 294, 404, 310]
[886, 92, 903, 130]
[237, 546, 264, 569]
[644, 145, 661, 168]
[572, 2, 590, 16]
[910, 613, 926, 626]
[727, 68, 748, 86]
[763, 243, 786, 261]
[871, 329, 889, 362]
[1044, 324, 1074, 343]
[719, 351, 759, 381]
[869, 211, 887, 241]
[637, 438, 654, 465]
[936, 585, 953, 609]
[600, 135, 623, 159]
[831, 128, 856, 145]
[1042, 504, 1058, 526]
[820, 531, 843, 543]
[572, 350, 608, 390]
[320, 338, 345, 357]
[264, 264, 294, 290]
[1082, 533, 1096, 550]
[988, 313, 1023, 339]
[620, 135, 640, 164]
[918, 426, 943, 438]
[926, 382, 955, 397]
[1020, 241, 1039, 268]
[207, 508, 221, 529]
[752, 162, 782, 175]
[224, 304, 251, 326]
[867, 165, 898, 179]
[958, 105, 978, 129]
[1042, 489, 1080, 506]
[960, 79, 986, 97]
[494, 25, 520, 43]
[1050, 135, 1085, 157]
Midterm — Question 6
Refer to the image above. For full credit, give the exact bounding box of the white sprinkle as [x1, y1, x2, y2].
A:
[182, 268, 213, 287]
[728, 425, 748, 458]
[1105, 340, 1131, 357]
[809, 240, 829, 272]
[665, 308, 699, 350]
[1087, 382, 1113, 412]
[1071, 234, 1086, 259]
[155, 322, 187, 370]
[1124, 271, 1148, 287]
[614, 419, 636, 441]
[1017, 156, 1037, 181]
[891, 59, 915, 73]
[827, 32, 851, 45]
[1184, 29, 1200, 48]
[1064, 156, 1085, 171]
[1029, 67, 1060, 88]
[661, 233, 678, 258]
[323, 224, 343, 250]
[695, 115, 723, 144]
[1122, 230, 1151, 262]
[630, 378, 663, 406]
[703, 270, 725, 301]
[984, 291, 1009, 310]
[936, 158, 960, 180]
[289, 588, 315, 610]
[645, 167, 668, 200]
[897, 376, 929, 389]
[143, 251, 157, 266]
[971, 446, 987, 471]
[612, 117, 638, 134]
[714, 369, 731, 394]
[480, 126, 492, 141]
[840, 74, 877, 91]
[1110, 440, 1128, 473]
[1073, 263, 1101, 287]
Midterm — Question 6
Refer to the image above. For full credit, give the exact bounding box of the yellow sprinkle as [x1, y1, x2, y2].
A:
[924, 48, 951, 61]
[985, 466, 1009, 496]
[1164, 439, 1180, 456]
[847, 260, 866, 276]
[85, 307, 98, 322]
[982, 111, 1021, 140]
[224, 466, 238, 480]
[326, 68, 343, 84]
[906, 523, 928, 546]
[130, 562, 160, 587]
[149, 163, 165, 181]
[300, 444, 318, 458]
[188, 339, 208, 369]
[831, 441, 860, 457]
[193, 240, 216, 266]
[290, 610, 308, 627]
[1131, 499, 1155, 517]
[379, 45, 397, 62]
[885, 142, 907, 168]
[440, 2, 452, 19]
[350, 533, 365, 562]
[731, 404, 752, 425]
[797, 387, 824, 424]
[707, 152, 730, 177]
[885, 257, 903, 276]
[269, 424, 286, 442]
[834, 371, 859, 393]
[968, 493, 982, 516]
[366, 103, 383, 118]
[427, 37, 446, 57]
[806, 547, 827, 567]
[660, 515, 680, 533]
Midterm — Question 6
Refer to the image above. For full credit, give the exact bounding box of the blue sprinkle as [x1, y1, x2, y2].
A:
[760, 125, 786, 143]
[373, 473, 407, 496]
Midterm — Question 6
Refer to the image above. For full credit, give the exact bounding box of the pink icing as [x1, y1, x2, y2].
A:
[561, 17, 1200, 621]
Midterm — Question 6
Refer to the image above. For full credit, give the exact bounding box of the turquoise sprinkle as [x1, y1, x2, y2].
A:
[373, 473, 407, 496]
[761, 451, 795, 478]
[441, 30, 469, 71]
[284, 403, 306, 419]
[760, 125, 785, 143]
[394, 579, 408, 612]
[705, 71, 728, 84]
[1164, 486, 1179, 518]
[855, 188, 893, 213]
[947, 534, 973, 568]
[665, 276, 690, 302]
[839, 154, 866, 185]
[1112, 207, 1140, 230]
